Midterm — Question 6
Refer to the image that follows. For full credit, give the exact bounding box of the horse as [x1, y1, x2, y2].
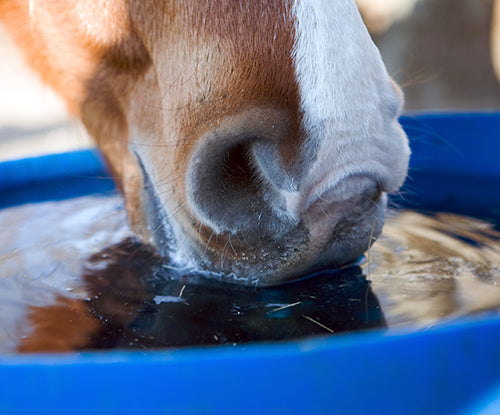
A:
[0, 0, 409, 287]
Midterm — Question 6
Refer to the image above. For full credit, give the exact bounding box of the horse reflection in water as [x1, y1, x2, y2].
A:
[20, 239, 384, 352]
[1, 196, 500, 353]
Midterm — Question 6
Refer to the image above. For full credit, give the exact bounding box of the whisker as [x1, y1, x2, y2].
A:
[228, 235, 237, 256]
[160, 202, 186, 226]
[364, 279, 371, 322]
[154, 171, 178, 187]
[202, 230, 216, 257]
[127, 141, 195, 149]
[158, 66, 196, 89]
[360, 194, 382, 211]
[220, 240, 227, 269]
[364, 218, 379, 280]
[153, 220, 166, 235]
[198, 221, 204, 244]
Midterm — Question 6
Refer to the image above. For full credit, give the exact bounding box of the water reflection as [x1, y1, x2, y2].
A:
[70, 239, 384, 350]
[368, 211, 500, 327]
[1, 195, 500, 353]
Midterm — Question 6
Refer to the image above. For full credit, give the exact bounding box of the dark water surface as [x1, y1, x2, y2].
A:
[0, 195, 499, 353]
[84, 240, 384, 350]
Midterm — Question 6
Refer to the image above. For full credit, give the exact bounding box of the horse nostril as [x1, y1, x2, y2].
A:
[303, 175, 382, 214]
[187, 140, 264, 234]
[186, 108, 294, 235]
[220, 142, 259, 195]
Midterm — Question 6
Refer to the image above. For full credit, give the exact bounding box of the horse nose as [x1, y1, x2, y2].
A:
[186, 108, 299, 235]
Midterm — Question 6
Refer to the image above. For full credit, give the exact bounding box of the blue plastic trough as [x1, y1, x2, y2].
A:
[0, 112, 499, 415]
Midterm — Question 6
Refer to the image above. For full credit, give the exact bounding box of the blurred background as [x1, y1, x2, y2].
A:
[1, 0, 499, 162]
[0, 23, 92, 163]
[358, 0, 500, 110]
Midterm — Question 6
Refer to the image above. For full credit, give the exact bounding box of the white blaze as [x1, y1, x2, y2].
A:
[291, 0, 410, 214]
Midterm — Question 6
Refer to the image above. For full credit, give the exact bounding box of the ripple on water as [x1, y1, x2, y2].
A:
[369, 211, 500, 327]
[0, 195, 499, 352]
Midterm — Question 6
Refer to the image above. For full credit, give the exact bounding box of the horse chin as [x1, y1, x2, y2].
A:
[179, 207, 384, 287]
[137, 177, 386, 286]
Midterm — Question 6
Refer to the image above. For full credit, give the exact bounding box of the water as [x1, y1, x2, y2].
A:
[369, 210, 500, 327]
[0, 194, 499, 353]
